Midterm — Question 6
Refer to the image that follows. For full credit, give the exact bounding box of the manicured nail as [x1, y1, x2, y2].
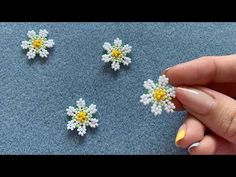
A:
[188, 142, 200, 154]
[176, 87, 215, 115]
[162, 67, 171, 75]
[175, 124, 186, 146]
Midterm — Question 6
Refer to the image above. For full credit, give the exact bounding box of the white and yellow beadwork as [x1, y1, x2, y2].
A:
[21, 29, 54, 59]
[140, 75, 176, 116]
[66, 98, 98, 136]
[102, 38, 132, 71]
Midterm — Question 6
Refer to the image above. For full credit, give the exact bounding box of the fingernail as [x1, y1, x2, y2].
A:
[188, 142, 200, 154]
[162, 67, 171, 75]
[176, 87, 215, 115]
[175, 124, 186, 146]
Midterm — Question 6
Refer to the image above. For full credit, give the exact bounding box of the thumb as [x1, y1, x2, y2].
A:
[176, 86, 236, 144]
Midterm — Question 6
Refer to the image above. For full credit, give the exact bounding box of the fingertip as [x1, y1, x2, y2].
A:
[175, 115, 205, 149]
[188, 142, 200, 154]
[188, 135, 217, 155]
[162, 67, 171, 76]
[162, 66, 177, 86]
[175, 124, 186, 147]
[172, 98, 184, 111]
[163, 63, 187, 86]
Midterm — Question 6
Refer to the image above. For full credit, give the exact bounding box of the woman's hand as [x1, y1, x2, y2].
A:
[165, 55, 236, 154]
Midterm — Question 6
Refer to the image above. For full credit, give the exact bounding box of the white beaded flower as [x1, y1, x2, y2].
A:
[21, 29, 54, 59]
[102, 38, 132, 71]
[140, 75, 176, 116]
[66, 98, 98, 136]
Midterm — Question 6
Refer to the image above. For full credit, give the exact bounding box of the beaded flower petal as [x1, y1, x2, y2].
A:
[140, 75, 176, 116]
[102, 38, 132, 71]
[66, 98, 98, 136]
[21, 29, 54, 59]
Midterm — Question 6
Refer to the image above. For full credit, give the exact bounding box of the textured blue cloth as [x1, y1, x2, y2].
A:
[1, 22, 236, 155]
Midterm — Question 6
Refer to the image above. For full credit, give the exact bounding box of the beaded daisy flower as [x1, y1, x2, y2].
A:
[140, 75, 176, 116]
[21, 29, 54, 59]
[66, 98, 98, 136]
[102, 38, 132, 71]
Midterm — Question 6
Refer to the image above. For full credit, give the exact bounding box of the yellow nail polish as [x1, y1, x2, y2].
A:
[175, 130, 186, 144]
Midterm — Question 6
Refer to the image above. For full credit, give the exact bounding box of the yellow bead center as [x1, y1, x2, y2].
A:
[111, 49, 122, 59]
[32, 39, 44, 49]
[75, 111, 88, 123]
[153, 88, 167, 101]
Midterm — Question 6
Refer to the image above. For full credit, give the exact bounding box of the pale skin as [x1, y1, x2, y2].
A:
[164, 54, 236, 155]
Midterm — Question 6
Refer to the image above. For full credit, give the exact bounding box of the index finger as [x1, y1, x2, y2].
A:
[164, 55, 236, 86]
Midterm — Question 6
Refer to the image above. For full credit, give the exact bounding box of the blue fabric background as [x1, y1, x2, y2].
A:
[0, 22, 236, 154]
